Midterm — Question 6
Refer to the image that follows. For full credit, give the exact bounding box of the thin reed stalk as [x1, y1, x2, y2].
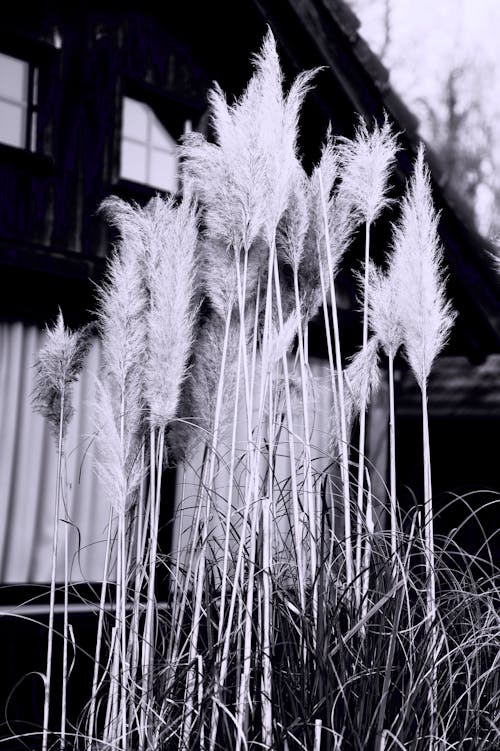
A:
[87, 506, 113, 750]
[355, 221, 371, 607]
[422, 379, 437, 750]
[318, 170, 353, 589]
[42, 392, 65, 751]
[388, 353, 397, 566]
[209, 275, 263, 750]
[61, 484, 69, 751]
[140, 426, 165, 750]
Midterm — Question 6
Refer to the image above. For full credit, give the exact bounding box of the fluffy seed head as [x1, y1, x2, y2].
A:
[337, 114, 398, 226]
[344, 336, 381, 414]
[100, 195, 200, 431]
[141, 195, 199, 429]
[97, 199, 148, 442]
[33, 311, 92, 438]
[329, 338, 381, 457]
[367, 260, 405, 359]
[277, 164, 309, 271]
[181, 29, 317, 249]
[392, 145, 456, 388]
[309, 134, 357, 280]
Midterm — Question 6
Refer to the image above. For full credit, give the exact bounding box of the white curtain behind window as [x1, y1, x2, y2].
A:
[0, 322, 109, 583]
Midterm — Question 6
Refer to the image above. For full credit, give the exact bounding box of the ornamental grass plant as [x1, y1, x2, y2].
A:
[25, 30, 499, 751]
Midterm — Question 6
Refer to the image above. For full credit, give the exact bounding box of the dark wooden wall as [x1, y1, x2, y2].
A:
[0, 6, 212, 327]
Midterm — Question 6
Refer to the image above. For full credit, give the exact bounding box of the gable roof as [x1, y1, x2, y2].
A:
[251, 0, 500, 361]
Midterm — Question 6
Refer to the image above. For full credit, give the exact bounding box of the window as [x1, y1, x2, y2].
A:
[120, 96, 183, 193]
[0, 52, 38, 151]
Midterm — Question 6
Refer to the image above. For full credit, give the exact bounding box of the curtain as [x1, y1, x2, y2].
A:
[0, 322, 109, 583]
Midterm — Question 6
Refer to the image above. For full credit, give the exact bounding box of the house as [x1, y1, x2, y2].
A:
[1, 0, 499, 740]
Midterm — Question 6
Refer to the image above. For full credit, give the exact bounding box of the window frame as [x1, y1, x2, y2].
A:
[0, 50, 39, 153]
[115, 81, 203, 201]
[120, 95, 180, 193]
[0, 31, 59, 171]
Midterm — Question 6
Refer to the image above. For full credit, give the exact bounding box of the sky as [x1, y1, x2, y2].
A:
[353, 0, 500, 113]
[350, 0, 500, 234]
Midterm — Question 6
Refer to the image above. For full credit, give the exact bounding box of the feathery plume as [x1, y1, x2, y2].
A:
[181, 29, 317, 249]
[269, 309, 300, 369]
[309, 134, 356, 279]
[33, 312, 92, 751]
[337, 114, 398, 226]
[141, 195, 199, 429]
[277, 164, 309, 271]
[33, 311, 92, 437]
[293, 134, 355, 328]
[95, 196, 151, 520]
[329, 337, 380, 456]
[253, 31, 318, 239]
[344, 336, 381, 417]
[97, 198, 148, 440]
[180, 132, 246, 249]
[282, 134, 354, 330]
[392, 145, 456, 388]
[101, 194, 200, 431]
[367, 260, 404, 359]
[93, 379, 130, 513]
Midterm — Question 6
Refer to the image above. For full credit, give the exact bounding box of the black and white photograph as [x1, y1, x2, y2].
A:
[0, 2, 498, 749]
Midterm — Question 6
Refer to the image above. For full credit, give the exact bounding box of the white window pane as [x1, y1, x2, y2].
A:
[0, 100, 26, 147]
[0, 53, 28, 102]
[151, 116, 177, 150]
[121, 139, 147, 183]
[30, 111, 37, 152]
[149, 148, 178, 192]
[122, 96, 148, 142]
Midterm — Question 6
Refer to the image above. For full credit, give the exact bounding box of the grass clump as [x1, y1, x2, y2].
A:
[23, 29, 500, 751]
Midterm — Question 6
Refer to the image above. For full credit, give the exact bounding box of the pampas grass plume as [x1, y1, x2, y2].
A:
[94, 379, 129, 512]
[309, 134, 356, 278]
[367, 259, 404, 359]
[182, 29, 316, 249]
[269, 308, 301, 368]
[98, 197, 148, 438]
[344, 335, 381, 423]
[392, 145, 456, 387]
[278, 165, 309, 271]
[142, 195, 199, 429]
[330, 337, 380, 456]
[33, 310, 92, 437]
[337, 113, 398, 225]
